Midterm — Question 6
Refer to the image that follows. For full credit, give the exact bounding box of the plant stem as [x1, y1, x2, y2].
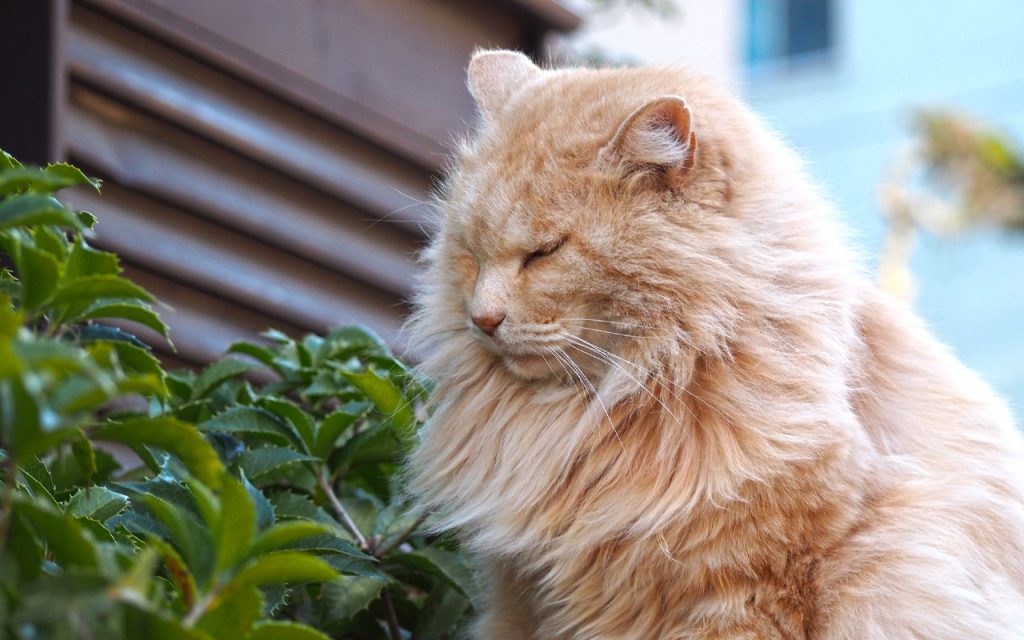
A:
[377, 511, 430, 558]
[381, 588, 402, 640]
[317, 470, 369, 550]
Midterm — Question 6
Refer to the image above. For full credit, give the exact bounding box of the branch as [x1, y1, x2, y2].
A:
[317, 471, 369, 550]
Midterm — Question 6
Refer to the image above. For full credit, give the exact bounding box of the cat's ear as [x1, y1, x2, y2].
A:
[600, 96, 698, 189]
[467, 49, 541, 122]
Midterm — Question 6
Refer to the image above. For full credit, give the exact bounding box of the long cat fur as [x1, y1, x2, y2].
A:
[405, 50, 1024, 639]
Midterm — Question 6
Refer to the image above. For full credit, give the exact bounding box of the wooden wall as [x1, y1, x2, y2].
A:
[3, 0, 578, 365]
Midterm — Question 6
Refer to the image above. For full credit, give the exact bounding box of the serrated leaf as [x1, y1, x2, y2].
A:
[214, 474, 256, 575]
[64, 239, 120, 280]
[388, 547, 477, 603]
[17, 242, 61, 309]
[44, 162, 102, 191]
[150, 536, 198, 610]
[1, 149, 23, 170]
[93, 417, 223, 488]
[67, 486, 128, 521]
[74, 323, 151, 349]
[248, 521, 332, 558]
[258, 397, 315, 452]
[246, 621, 332, 640]
[73, 300, 170, 339]
[70, 433, 97, 484]
[236, 446, 317, 480]
[48, 274, 155, 306]
[199, 406, 298, 447]
[227, 340, 276, 367]
[416, 585, 471, 639]
[322, 575, 389, 623]
[224, 552, 337, 594]
[0, 164, 99, 196]
[339, 367, 416, 437]
[193, 358, 260, 399]
[13, 496, 98, 567]
[199, 585, 263, 638]
[313, 404, 368, 458]
[0, 193, 84, 231]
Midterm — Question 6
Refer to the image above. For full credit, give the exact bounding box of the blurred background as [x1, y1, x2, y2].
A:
[4, 0, 1022, 419]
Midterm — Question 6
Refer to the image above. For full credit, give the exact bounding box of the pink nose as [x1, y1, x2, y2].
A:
[472, 313, 506, 336]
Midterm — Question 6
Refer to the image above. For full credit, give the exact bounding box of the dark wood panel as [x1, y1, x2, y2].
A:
[66, 5, 436, 234]
[62, 185, 406, 338]
[78, 0, 576, 168]
[120, 265, 304, 365]
[1, 0, 67, 164]
[66, 86, 423, 297]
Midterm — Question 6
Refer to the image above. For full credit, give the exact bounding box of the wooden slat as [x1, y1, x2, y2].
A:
[66, 4, 435, 234]
[119, 265, 304, 365]
[76, 0, 572, 168]
[66, 85, 423, 296]
[62, 184, 406, 338]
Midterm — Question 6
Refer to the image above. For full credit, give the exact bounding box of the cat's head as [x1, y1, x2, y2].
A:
[410, 50, 850, 397]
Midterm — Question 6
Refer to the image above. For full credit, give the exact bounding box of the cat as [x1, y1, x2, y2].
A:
[405, 49, 1024, 639]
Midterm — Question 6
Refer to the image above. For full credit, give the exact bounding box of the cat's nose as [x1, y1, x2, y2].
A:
[472, 312, 506, 336]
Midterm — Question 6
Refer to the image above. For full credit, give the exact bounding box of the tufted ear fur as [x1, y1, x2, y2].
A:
[600, 96, 698, 189]
[467, 49, 541, 122]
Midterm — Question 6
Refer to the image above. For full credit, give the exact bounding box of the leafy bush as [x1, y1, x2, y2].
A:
[0, 150, 473, 639]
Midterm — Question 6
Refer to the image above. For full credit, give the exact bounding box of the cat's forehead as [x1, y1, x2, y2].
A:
[453, 167, 562, 252]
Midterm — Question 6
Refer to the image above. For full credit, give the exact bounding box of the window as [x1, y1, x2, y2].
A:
[747, 0, 833, 66]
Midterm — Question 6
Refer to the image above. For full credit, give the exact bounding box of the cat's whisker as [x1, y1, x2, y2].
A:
[561, 317, 656, 329]
[552, 346, 623, 446]
[562, 334, 679, 420]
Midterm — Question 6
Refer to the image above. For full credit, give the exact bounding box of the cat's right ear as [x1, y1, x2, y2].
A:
[467, 49, 541, 122]
[599, 96, 698, 190]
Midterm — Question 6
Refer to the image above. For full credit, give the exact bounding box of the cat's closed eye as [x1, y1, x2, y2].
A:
[522, 236, 567, 270]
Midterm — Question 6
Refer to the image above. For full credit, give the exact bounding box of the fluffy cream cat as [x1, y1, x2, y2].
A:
[406, 50, 1024, 639]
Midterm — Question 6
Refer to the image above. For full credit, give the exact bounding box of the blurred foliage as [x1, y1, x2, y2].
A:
[0, 150, 473, 640]
[879, 111, 1024, 297]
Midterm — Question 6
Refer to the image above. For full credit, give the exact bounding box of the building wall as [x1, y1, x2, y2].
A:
[745, 0, 1024, 417]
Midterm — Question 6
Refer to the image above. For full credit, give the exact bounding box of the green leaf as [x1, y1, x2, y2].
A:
[223, 552, 337, 594]
[67, 486, 129, 521]
[33, 225, 69, 259]
[72, 300, 170, 339]
[64, 239, 120, 280]
[236, 446, 317, 480]
[123, 605, 214, 640]
[199, 406, 298, 447]
[214, 474, 256, 575]
[0, 193, 85, 231]
[193, 357, 260, 399]
[313, 404, 369, 458]
[339, 367, 416, 436]
[199, 585, 263, 639]
[48, 274, 155, 306]
[246, 622, 332, 640]
[322, 575, 389, 623]
[415, 585, 471, 640]
[1, 148, 23, 170]
[93, 417, 223, 488]
[17, 242, 61, 309]
[70, 432, 98, 484]
[248, 520, 333, 558]
[387, 547, 477, 603]
[13, 496, 98, 567]
[44, 162, 102, 191]
[258, 397, 315, 452]
[150, 536, 199, 610]
[141, 493, 213, 583]
[227, 340, 276, 367]
[0, 164, 99, 196]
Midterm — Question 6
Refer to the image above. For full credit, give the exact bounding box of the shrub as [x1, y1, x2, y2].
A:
[0, 150, 472, 639]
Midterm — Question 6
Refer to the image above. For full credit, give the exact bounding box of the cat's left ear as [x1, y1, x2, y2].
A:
[600, 96, 698, 189]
